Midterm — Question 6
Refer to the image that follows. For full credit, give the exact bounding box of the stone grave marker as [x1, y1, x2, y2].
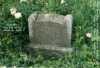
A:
[28, 13, 73, 53]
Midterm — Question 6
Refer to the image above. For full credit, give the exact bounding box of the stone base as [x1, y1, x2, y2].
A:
[28, 43, 73, 53]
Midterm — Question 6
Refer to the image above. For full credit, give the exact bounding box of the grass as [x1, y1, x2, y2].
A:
[0, 0, 100, 67]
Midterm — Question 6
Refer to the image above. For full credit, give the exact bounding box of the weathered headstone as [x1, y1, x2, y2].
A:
[28, 13, 73, 53]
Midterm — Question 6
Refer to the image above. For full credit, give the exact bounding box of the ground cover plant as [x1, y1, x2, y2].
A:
[0, 0, 100, 67]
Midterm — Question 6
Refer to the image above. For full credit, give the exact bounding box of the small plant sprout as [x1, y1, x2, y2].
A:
[86, 32, 92, 38]
[61, 0, 65, 4]
[14, 12, 22, 19]
[10, 7, 17, 15]
[20, 0, 28, 3]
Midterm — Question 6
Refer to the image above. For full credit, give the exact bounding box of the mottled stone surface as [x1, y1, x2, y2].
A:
[28, 13, 73, 52]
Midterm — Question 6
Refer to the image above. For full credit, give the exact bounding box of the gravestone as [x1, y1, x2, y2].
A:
[28, 13, 73, 53]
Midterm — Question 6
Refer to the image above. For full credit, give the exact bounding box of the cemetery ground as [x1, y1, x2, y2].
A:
[0, 0, 100, 67]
